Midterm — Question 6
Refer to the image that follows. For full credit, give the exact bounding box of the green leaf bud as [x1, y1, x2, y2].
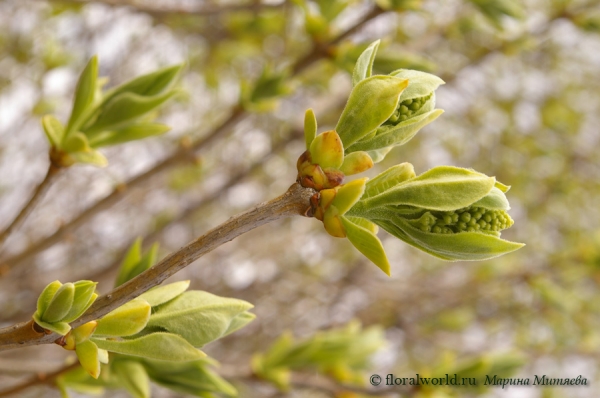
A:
[42, 282, 75, 323]
[304, 108, 317, 150]
[309, 130, 344, 170]
[296, 149, 344, 190]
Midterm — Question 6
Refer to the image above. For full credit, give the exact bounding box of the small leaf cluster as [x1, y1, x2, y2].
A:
[252, 321, 385, 391]
[42, 56, 182, 167]
[300, 41, 523, 275]
[33, 280, 98, 335]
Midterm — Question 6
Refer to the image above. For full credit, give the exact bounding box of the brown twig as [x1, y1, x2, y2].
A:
[0, 361, 80, 397]
[43, 0, 287, 17]
[0, 163, 61, 250]
[0, 4, 385, 273]
[0, 182, 315, 351]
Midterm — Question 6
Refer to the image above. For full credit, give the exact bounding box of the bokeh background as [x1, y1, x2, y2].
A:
[0, 0, 599, 397]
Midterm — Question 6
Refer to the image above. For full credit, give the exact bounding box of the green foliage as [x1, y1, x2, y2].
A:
[253, 321, 385, 390]
[57, 357, 237, 398]
[43, 59, 182, 167]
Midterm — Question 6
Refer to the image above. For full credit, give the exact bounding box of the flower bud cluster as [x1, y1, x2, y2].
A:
[412, 206, 514, 234]
[385, 93, 433, 125]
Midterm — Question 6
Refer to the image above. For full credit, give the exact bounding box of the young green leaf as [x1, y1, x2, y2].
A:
[36, 280, 63, 319]
[62, 281, 97, 323]
[63, 132, 92, 154]
[361, 166, 495, 211]
[42, 115, 65, 147]
[104, 64, 183, 100]
[390, 69, 445, 103]
[88, 123, 171, 148]
[71, 321, 98, 345]
[145, 291, 254, 347]
[471, 186, 511, 210]
[113, 360, 150, 398]
[339, 151, 374, 175]
[347, 109, 444, 153]
[363, 163, 416, 199]
[138, 280, 190, 307]
[336, 75, 408, 147]
[94, 298, 151, 337]
[304, 108, 317, 150]
[76, 339, 101, 379]
[342, 216, 391, 275]
[376, 217, 524, 261]
[352, 40, 380, 86]
[65, 56, 98, 139]
[115, 238, 143, 288]
[86, 90, 177, 133]
[68, 149, 108, 167]
[92, 333, 206, 361]
[142, 358, 238, 397]
[32, 317, 71, 335]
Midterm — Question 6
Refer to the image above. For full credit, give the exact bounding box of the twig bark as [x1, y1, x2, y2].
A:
[0, 182, 315, 351]
[0, 361, 80, 397]
[0, 163, 61, 249]
[44, 0, 287, 17]
[0, 5, 385, 272]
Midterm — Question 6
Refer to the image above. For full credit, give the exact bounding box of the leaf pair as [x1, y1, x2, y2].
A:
[42, 57, 182, 167]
